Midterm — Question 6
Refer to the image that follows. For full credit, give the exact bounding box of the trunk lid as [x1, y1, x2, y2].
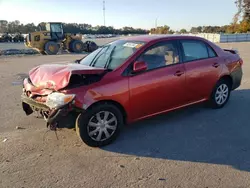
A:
[223, 48, 239, 55]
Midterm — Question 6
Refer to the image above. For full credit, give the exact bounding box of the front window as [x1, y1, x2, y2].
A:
[138, 41, 179, 70]
[79, 40, 146, 70]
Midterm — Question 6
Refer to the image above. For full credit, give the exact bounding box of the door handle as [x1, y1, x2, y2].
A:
[174, 71, 184, 76]
[212, 63, 220, 68]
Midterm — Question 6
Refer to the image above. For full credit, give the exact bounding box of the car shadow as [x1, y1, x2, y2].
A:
[103, 89, 250, 172]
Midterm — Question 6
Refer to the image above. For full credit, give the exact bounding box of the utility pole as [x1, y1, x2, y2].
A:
[103, 0, 106, 26]
[155, 17, 158, 28]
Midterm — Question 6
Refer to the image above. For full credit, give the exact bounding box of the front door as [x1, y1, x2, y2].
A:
[179, 39, 222, 102]
[128, 40, 187, 120]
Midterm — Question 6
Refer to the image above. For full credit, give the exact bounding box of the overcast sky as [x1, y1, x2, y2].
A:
[0, 0, 237, 30]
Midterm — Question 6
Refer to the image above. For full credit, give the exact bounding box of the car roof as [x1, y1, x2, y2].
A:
[122, 34, 206, 43]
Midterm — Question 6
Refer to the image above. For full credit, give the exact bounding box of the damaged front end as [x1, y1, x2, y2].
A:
[22, 84, 79, 130]
[21, 63, 107, 130]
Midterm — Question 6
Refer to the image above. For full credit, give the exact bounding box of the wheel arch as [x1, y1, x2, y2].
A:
[219, 74, 233, 89]
[86, 100, 127, 124]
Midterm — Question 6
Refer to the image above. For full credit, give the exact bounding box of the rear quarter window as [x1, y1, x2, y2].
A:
[207, 45, 217, 58]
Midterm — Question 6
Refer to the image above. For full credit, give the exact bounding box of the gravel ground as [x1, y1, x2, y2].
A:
[0, 42, 250, 188]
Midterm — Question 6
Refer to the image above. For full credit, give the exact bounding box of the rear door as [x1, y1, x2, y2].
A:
[179, 39, 222, 102]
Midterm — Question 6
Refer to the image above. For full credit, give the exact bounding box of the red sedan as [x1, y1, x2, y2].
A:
[22, 35, 243, 147]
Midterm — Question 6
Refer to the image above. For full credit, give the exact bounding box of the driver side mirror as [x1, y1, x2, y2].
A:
[132, 61, 147, 73]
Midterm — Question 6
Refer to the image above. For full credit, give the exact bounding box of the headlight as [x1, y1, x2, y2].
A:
[46, 92, 75, 109]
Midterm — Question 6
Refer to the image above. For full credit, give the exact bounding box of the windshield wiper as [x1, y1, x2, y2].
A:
[105, 46, 116, 69]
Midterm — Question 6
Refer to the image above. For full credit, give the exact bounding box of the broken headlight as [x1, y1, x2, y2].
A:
[46, 92, 75, 109]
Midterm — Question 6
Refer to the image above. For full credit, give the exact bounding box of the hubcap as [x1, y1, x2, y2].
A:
[215, 84, 229, 105]
[87, 111, 117, 142]
[76, 43, 82, 50]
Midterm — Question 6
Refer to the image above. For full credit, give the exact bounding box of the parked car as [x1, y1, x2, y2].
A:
[21, 35, 243, 147]
[0, 33, 12, 42]
[12, 33, 25, 42]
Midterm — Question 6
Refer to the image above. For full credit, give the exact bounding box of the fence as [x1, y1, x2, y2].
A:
[220, 34, 250, 43]
[189, 33, 250, 43]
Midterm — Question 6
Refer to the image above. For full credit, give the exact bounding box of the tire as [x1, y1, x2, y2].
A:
[75, 103, 123, 147]
[82, 42, 88, 52]
[85, 41, 98, 52]
[209, 78, 231, 109]
[44, 41, 59, 55]
[69, 40, 84, 53]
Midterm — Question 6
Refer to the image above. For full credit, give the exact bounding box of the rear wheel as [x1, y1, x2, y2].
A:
[209, 79, 231, 108]
[75, 104, 123, 147]
[44, 41, 59, 55]
[69, 40, 84, 53]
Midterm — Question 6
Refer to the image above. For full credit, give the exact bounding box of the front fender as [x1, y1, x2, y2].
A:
[64, 76, 130, 121]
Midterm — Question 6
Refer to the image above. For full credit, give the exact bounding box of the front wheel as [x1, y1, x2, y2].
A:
[76, 104, 123, 147]
[209, 79, 231, 109]
[44, 41, 59, 55]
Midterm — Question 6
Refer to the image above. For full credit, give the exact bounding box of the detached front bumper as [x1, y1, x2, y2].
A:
[21, 94, 79, 129]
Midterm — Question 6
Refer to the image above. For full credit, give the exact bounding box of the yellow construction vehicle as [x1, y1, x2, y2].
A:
[25, 22, 97, 55]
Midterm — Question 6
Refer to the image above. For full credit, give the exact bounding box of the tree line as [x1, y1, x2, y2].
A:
[149, 24, 250, 35]
[0, 20, 149, 35]
[229, 0, 250, 33]
[63, 24, 149, 35]
[3, 20, 247, 35]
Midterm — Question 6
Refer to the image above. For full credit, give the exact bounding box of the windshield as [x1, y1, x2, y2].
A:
[79, 40, 145, 70]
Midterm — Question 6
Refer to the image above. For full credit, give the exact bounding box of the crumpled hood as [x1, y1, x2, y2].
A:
[29, 63, 106, 90]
